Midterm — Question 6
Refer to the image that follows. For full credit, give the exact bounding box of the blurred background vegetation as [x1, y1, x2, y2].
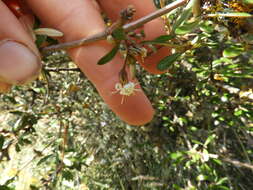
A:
[0, 0, 253, 189]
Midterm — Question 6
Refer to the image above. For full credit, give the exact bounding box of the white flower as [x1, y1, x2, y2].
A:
[113, 82, 141, 104]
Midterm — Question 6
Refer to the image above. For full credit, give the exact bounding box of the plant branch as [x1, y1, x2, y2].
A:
[222, 157, 253, 171]
[123, 0, 187, 32]
[41, 0, 188, 53]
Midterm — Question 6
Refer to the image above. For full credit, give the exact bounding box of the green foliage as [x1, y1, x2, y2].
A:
[142, 34, 175, 45]
[157, 53, 181, 70]
[112, 27, 127, 41]
[97, 44, 120, 65]
[1, 0, 253, 190]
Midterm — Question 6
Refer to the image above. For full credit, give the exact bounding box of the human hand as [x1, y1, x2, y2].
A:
[0, 0, 169, 125]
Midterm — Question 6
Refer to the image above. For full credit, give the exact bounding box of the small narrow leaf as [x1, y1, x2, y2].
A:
[157, 53, 181, 71]
[0, 135, 4, 150]
[243, 0, 253, 5]
[37, 154, 54, 165]
[154, 35, 175, 42]
[175, 19, 200, 35]
[200, 21, 214, 33]
[172, 8, 192, 32]
[97, 44, 119, 65]
[141, 35, 175, 44]
[0, 185, 13, 190]
[171, 0, 196, 33]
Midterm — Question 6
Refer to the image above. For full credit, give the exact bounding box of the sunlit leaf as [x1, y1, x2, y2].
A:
[200, 21, 214, 33]
[216, 177, 229, 185]
[197, 174, 208, 181]
[204, 134, 216, 147]
[223, 46, 244, 58]
[175, 19, 200, 35]
[170, 152, 184, 160]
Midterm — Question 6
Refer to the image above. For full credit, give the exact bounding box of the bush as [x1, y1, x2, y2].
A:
[0, 0, 253, 189]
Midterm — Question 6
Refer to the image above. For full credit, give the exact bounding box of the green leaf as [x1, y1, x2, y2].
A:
[242, 34, 253, 43]
[112, 27, 126, 41]
[157, 53, 181, 71]
[197, 174, 208, 181]
[172, 8, 192, 33]
[62, 170, 74, 180]
[208, 12, 253, 18]
[223, 46, 244, 58]
[15, 144, 21, 152]
[9, 111, 25, 116]
[35, 35, 47, 48]
[0, 135, 4, 150]
[212, 158, 222, 165]
[171, 0, 196, 32]
[204, 134, 216, 147]
[175, 19, 200, 35]
[243, 0, 253, 5]
[37, 154, 54, 165]
[200, 21, 214, 33]
[141, 35, 175, 44]
[216, 177, 229, 185]
[170, 152, 184, 160]
[0, 185, 13, 190]
[97, 44, 119, 65]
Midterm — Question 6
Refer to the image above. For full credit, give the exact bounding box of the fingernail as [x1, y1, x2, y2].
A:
[0, 40, 41, 84]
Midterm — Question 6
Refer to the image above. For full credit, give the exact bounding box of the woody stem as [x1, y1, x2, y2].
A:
[41, 0, 188, 53]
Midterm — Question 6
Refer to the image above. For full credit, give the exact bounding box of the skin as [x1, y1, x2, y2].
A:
[98, 0, 170, 74]
[0, 0, 169, 125]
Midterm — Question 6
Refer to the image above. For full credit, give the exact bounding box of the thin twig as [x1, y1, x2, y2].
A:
[42, 0, 188, 53]
[222, 157, 253, 171]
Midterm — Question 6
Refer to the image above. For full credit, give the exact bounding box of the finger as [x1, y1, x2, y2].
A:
[98, 0, 170, 74]
[26, 0, 154, 126]
[0, 1, 41, 86]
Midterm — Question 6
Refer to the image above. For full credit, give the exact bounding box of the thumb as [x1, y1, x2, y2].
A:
[0, 1, 41, 86]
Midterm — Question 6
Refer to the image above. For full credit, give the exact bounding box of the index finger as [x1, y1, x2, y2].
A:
[26, 0, 154, 125]
[98, 0, 171, 74]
